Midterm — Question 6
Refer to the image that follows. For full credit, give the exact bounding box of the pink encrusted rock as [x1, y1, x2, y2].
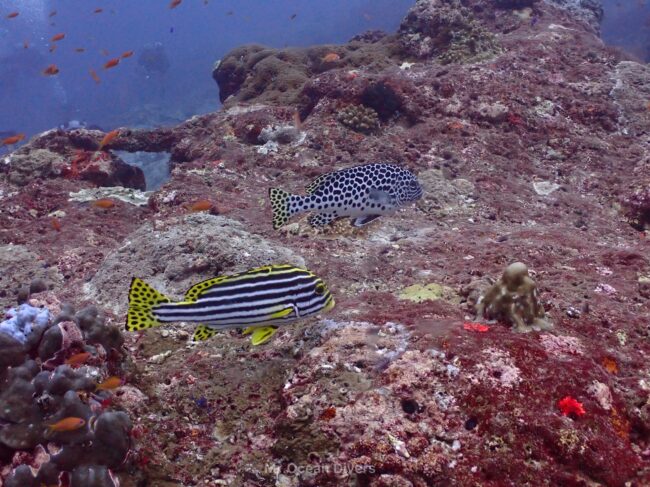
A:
[471, 347, 521, 389]
[539, 333, 585, 358]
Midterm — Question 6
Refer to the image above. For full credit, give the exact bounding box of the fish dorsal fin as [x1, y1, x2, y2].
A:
[184, 264, 300, 301]
[193, 325, 218, 341]
[305, 173, 333, 194]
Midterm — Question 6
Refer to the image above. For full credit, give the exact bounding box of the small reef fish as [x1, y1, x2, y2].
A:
[1, 133, 25, 146]
[94, 8, 103, 14]
[50, 217, 62, 232]
[43, 64, 59, 76]
[188, 199, 213, 212]
[49, 45, 57, 53]
[6, 12, 19, 19]
[23, 40, 29, 49]
[103, 58, 120, 69]
[98, 129, 119, 149]
[290, 13, 297, 20]
[269, 163, 423, 229]
[121, 50, 134, 59]
[96, 376, 122, 390]
[65, 351, 90, 365]
[169, 0, 182, 8]
[126, 264, 335, 345]
[47, 417, 86, 433]
[89, 68, 101, 83]
[322, 52, 340, 63]
[51, 33, 65, 42]
[49, 10, 57, 17]
[92, 198, 115, 209]
[75, 47, 85, 53]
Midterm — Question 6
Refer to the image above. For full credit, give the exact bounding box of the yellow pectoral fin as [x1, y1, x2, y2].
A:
[269, 305, 296, 320]
[193, 325, 218, 342]
[249, 326, 278, 346]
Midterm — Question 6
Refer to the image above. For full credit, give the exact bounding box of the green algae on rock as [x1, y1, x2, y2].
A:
[398, 282, 461, 304]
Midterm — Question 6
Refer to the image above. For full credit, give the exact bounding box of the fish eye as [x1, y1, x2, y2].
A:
[315, 282, 326, 295]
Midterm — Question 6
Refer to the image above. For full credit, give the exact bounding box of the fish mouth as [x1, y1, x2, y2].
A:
[324, 297, 335, 312]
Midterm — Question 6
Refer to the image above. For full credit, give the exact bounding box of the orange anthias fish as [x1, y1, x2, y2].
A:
[49, 44, 57, 53]
[49, 10, 57, 17]
[98, 129, 119, 149]
[96, 376, 122, 390]
[103, 58, 120, 69]
[94, 8, 103, 14]
[92, 198, 115, 209]
[121, 50, 134, 59]
[89, 68, 101, 84]
[322, 52, 340, 63]
[50, 217, 62, 232]
[1, 133, 25, 146]
[6, 12, 19, 19]
[43, 64, 60, 76]
[188, 199, 213, 212]
[48, 417, 86, 433]
[51, 33, 65, 42]
[65, 352, 91, 366]
[170, 0, 182, 8]
[23, 40, 29, 49]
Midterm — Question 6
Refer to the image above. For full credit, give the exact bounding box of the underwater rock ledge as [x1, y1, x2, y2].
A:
[1, 0, 650, 485]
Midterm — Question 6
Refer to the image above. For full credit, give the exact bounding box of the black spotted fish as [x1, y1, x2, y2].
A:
[126, 264, 334, 345]
[269, 163, 423, 229]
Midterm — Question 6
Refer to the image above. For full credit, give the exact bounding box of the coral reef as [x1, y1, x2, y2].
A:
[337, 105, 380, 134]
[475, 262, 553, 332]
[0, 283, 132, 486]
[0, 0, 649, 485]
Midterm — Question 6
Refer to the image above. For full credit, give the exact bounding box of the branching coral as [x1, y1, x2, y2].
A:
[475, 262, 553, 332]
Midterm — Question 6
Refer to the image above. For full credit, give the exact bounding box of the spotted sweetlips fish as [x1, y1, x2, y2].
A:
[269, 163, 423, 229]
[126, 264, 334, 345]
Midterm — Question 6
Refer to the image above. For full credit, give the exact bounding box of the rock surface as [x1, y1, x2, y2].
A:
[1, 0, 649, 485]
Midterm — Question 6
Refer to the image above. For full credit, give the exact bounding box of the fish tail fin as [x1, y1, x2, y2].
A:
[269, 188, 294, 229]
[126, 278, 172, 331]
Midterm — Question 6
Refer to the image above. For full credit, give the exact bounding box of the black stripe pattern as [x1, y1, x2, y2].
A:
[153, 266, 333, 329]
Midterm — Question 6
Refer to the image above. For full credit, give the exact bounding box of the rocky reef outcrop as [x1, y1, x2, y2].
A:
[2, 0, 649, 485]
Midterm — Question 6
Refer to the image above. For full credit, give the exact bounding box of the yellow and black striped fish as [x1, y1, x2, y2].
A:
[125, 264, 335, 345]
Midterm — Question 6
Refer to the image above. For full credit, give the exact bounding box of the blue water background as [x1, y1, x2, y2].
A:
[0, 0, 647, 141]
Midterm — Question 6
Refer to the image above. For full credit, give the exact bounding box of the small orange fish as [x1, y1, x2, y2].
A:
[94, 8, 103, 14]
[322, 52, 340, 63]
[49, 44, 57, 53]
[50, 217, 62, 232]
[188, 199, 213, 212]
[92, 198, 115, 209]
[103, 58, 120, 69]
[75, 47, 85, 53]
[98, 129, 119, 149]
[51, 33, 65, 42]
[121, 50, 134, 59]
[96, 376, 122, 390]
[23, 40, 29, 49]
[43, 64, 59, 76]
[89, 68, 101, 84]
[65, 352, 91, 366]
[1, 133, 25, 145]
[6, 12, 19, 19]
[170, 0, 182, 8]
[49, 10, 57, 17]
[48, 417, 86, 432]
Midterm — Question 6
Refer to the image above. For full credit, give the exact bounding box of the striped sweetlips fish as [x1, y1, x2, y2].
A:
[126, 264, 334, 345]
[269, 163, 423, 229]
